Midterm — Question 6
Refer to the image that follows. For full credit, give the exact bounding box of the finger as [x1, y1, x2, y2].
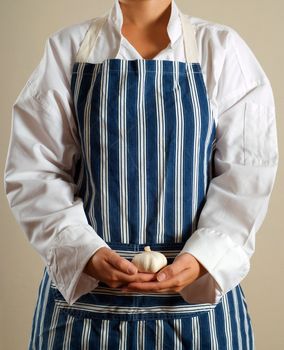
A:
[107, 251, 138, 274]
[131, 272, 158, 283]
[105, 261, 156, 283]
[118, 273, 157, 288]
[85, 258, 141, 287]
[124, 268, 193, 292]
[156, 256, 189, 282]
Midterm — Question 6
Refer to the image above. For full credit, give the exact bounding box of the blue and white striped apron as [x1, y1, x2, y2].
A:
[29, 11, 254, 350]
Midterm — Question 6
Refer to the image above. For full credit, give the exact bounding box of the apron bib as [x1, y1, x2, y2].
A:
[29, 11, 254, 349]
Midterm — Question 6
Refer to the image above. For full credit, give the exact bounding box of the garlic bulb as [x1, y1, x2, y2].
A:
[131, 246, 167, 273]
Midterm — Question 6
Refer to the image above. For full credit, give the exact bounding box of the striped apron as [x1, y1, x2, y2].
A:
[28, 12, 255, 350]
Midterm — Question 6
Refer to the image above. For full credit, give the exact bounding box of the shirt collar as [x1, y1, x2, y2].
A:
[108, 0, 183, 48]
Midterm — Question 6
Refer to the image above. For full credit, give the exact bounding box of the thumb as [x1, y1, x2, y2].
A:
[156, 257, 186, 281]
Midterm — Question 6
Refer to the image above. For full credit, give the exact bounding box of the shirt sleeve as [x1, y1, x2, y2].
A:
[176, 25, 279, 305]
[3, 27, 111, 306]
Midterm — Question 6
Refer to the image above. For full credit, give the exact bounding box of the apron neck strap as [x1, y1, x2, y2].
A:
[75, 12, 199, 64]
[179, 12, 199, 63]
[75, 16, 108, 63]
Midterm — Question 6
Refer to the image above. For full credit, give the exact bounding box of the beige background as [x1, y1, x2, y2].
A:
[1, 0, 283, 348]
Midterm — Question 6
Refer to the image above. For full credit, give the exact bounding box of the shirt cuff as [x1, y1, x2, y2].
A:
[46, 224, 111, 305]
[176, 227, 250, 305]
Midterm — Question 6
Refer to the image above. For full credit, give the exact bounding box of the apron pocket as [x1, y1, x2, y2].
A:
[51, 279, 217, 321]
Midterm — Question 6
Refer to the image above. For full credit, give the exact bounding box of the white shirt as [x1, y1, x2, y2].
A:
[4, 0, 279, 306]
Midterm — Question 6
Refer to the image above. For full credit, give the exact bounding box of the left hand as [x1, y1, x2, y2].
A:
[121, 253, 208, 293]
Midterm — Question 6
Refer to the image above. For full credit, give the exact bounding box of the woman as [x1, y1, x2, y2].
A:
[4, 0, 278, 348]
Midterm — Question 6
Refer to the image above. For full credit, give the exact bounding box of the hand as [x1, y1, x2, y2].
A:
[121, 253, 208, 293]
[83, 247, 157, 288]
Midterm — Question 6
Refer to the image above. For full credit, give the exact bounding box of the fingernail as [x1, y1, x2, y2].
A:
[157, 273, 166, 281]
[128, 266, 137, 274]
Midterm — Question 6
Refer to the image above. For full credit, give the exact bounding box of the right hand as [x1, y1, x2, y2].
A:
[83, 247, 157, 289]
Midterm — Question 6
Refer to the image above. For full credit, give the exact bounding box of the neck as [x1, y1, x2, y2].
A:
[118, 0, 173, 29]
